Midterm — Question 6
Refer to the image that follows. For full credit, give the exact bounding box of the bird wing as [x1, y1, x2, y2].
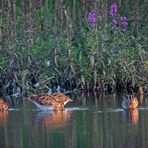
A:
[51, 93, 67, 101]
[38, 95, 58, 105]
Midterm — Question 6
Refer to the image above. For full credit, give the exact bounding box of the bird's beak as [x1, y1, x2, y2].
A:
[68, 98, 73, 102]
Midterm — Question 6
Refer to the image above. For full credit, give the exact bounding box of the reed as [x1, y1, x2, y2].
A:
[0, 0, 147, 91]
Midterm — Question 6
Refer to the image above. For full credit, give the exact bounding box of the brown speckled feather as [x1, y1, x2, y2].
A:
[29, 93, 72, 110]
[0, 98, 8, 111]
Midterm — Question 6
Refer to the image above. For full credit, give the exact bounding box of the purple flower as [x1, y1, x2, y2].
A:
[121, 21, 128, 26]
[110, 3, 118, 16]
[120, 16, 127, 21]
[112, 19, 118, 24]
[109, 3, 128, 32]
[112, 18, 118, 29]
[88, 12, 96, 26]
[120, 16, 128, 32]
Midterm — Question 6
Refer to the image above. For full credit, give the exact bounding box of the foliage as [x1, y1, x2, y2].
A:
[0, 0, 148, 89]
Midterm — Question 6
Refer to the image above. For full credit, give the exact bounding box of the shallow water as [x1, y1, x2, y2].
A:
[0, 93, 148, 148]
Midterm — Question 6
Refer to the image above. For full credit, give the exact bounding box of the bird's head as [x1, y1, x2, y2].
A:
[64, 96, 73, 105]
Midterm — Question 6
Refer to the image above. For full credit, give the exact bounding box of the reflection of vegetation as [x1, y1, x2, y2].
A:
[0, 94, 148, 147]
[0, 0, 147, 89]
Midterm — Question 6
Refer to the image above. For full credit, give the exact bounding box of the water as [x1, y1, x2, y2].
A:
[0, 93, 148, 148]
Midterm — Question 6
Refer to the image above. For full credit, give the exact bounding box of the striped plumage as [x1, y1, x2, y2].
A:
[0, 98, 8, 111]
[29, 93, 72, 110]
[122, 95, 138, 109]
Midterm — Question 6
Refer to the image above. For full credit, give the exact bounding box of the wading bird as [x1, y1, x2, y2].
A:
[122, 95, 138, 109]
[29, 93, 72, 111]
[0, 98, 8, 111]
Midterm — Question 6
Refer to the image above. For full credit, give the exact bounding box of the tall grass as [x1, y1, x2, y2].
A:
[0, 0, 148, 88]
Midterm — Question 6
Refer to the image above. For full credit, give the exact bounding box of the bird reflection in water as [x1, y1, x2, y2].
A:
[0, 111, 8, 125]
[34, 110, 72, 129]
[123, 108, 139, 126]
[129, 108, 139, 125]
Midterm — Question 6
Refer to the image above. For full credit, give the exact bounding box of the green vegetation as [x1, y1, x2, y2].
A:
[0, 0, 148, 90]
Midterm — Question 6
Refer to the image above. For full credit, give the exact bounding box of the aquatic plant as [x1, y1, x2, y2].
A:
[112, 18, 118, 29]
[110, 3, 118, 17]
[0, 0, 147, 95]
[87, 12, 96, 26]
[110, 3, 128, 32]
[120, 16, 128, 32]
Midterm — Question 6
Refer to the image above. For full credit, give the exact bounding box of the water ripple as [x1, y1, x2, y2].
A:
[8, 108, 20, 111]
[65, 107, 88, 111]
[97, 108, 124, 113]
[138, 107, 148, 110]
